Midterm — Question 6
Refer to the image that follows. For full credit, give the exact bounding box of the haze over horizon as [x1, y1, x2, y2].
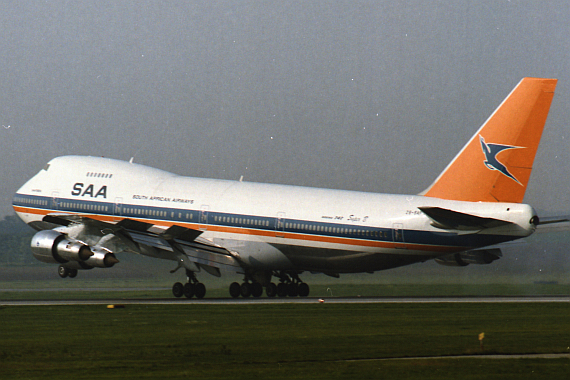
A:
[2, 1, 570, 218]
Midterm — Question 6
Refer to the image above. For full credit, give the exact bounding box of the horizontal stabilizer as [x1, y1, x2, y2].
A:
[418, 207, 514, 230]
[534, 215, 570, 233]
[537, 216, 570, 225]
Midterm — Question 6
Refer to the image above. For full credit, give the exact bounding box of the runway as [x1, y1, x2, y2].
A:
[2, 295, 569, 306]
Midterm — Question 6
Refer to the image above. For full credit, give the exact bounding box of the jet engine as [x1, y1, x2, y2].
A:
[30, 229, 119, 268]
[434, 249, 502, 267]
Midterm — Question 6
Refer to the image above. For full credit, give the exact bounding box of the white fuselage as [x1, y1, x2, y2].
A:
[13, 156, 537, 273]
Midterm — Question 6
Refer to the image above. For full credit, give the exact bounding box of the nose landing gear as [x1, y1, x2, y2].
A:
[57, 265, 78, 278]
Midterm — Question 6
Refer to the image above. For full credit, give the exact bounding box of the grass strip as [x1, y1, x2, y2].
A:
[0, 303, 568, 379]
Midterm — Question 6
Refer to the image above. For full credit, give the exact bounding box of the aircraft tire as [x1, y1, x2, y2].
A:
[298, 282, 310, 297]
[183, 283, 194, 298]
[194, 283, 206, 299]
[251, 282, 263, 297]
[58, 265, 69, 278]
[277, 282, 288, 297]
[229, 282, 241, 298]
[266, 282, 277, 297]
[172, 282, 184, 298]
[68, 269, 78, 278]
[240, 282, 251, 298]
[287, 283, 299, 297]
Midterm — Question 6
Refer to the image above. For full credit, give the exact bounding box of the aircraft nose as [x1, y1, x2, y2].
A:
[12, 183, 27, 211]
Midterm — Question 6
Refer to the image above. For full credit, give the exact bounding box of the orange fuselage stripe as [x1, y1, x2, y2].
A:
[13, 205, 464, 253]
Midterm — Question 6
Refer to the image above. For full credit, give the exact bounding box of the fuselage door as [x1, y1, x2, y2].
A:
[200, 205, 209, 230]
[51, 191, 59, 211]
[392, 223, 406, 249]
[114, 197, 123, 221]
[276, 212, 285, 238]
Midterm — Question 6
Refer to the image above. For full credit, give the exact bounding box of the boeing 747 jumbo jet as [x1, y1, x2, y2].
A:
[13, 77, 557, 298]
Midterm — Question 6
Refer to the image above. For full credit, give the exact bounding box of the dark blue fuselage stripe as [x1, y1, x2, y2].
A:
[12, 193, 513, 248]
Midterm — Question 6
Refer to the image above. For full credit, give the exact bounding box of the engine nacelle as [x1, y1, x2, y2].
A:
[435, 249, 502, 267]
[55, 238, 94, 262]
[31, 230, 91, 264]
[434, 253, 469, 267]
[86, 248, 119, 268]
[30, 230, 119, 268]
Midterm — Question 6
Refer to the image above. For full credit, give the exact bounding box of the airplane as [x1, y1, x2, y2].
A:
[12, 77, 557, 299]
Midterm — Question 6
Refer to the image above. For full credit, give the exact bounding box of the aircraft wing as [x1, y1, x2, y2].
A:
[41, 214, 243, 275]
[418, 207, 514, 230]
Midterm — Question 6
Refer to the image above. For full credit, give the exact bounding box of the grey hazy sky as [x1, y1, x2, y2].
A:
[1, 1, 569, 217]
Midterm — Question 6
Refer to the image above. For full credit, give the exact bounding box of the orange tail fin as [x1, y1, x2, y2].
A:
[421, 77, 557, 203]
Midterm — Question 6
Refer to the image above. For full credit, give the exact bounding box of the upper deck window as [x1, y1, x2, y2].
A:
[86, 172, 113, 178]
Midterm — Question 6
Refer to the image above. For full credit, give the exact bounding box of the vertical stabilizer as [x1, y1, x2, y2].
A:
[421, 77, 557, 203]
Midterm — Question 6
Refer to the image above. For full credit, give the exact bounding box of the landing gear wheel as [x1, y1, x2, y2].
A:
[287, 282, 299, 297]
[172, 282, 184, 298]
[183, 283, 194, 298]
[298, 282, 310, 297]
[68, 269, 78, 278]
[266, 282, 277, 297]
[240, 282, 251, 298]
[194, 283, 206, 299]
[58, 265, 69, 278]
[277, 282, 288, 297]
[229, 282, 241, 298]
[251, 282, 263, 298]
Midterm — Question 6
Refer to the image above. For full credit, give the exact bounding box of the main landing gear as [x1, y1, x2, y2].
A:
[229, 271, 310, 298]
[229, 281, 265, 298]
[171, 270, 310, 299]
[172, 270, 206, 299]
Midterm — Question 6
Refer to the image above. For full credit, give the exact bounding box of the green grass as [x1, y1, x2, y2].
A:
[0, 303, 569, 379]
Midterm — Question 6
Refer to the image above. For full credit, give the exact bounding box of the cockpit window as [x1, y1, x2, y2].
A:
[43, 163, 50, 171]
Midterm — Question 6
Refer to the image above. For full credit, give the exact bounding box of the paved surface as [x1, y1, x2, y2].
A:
[349, 353, 570, 361]
[2, 295, 570, 306]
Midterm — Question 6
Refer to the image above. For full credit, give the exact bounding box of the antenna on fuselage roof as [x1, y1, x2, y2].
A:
[129, 157, 134, 164]
[239, 175, 244, 182]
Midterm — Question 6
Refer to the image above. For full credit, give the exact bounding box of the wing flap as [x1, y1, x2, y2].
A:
[162, 224, 203, 242]
[43, 214, 81, 227]
[116, 218, 154, 232]
[127, 230, 241, 271]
